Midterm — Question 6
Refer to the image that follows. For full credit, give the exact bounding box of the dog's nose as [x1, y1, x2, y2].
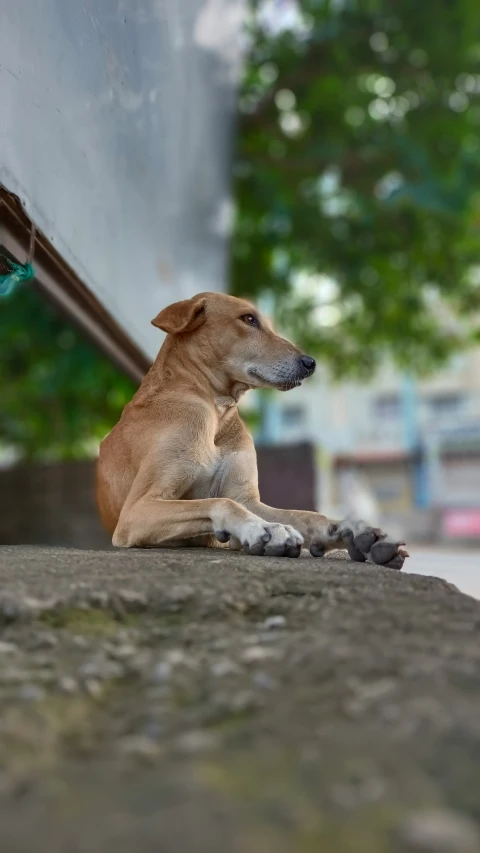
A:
[299, 355, 316, 375]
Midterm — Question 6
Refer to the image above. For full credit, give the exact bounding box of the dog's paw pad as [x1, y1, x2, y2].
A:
[215, 530, 230, 543]
[310, 541, 326, 558]
[381, 547, 409, 570]
[236, 520, 303, 558]
[353, 530, 377, 553]
[263, 523, 303, 558]
[244, 537, 266, 556]
[285, 540, 302, 558]
[345, 541, 367, 562]
[370, 539, 401, 565]
[337, 520, 409, 570]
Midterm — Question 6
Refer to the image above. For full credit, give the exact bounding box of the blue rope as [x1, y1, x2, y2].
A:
[0, 256, 35, 298]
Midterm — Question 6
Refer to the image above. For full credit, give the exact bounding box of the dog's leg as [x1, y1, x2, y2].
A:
[217, 449, 408, 570]
[112, 495, 303, 556]
[245, 502, 408, 569]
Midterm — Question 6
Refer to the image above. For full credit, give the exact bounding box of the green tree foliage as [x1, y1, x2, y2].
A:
[0, 285, 135, 460]
[232, 0, 480, 374]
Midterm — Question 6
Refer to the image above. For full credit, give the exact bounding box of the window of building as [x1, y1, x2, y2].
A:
[373, 394, 401, 420]
[427, 393, 465, 418]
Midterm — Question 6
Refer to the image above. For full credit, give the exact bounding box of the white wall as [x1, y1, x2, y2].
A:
[0, 0, 244, 359]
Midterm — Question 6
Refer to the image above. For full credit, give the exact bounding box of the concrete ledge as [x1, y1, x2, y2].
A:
[0, 546, 479, 852]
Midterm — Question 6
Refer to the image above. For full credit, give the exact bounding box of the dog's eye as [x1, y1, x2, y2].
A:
[241, 314, 260, 328]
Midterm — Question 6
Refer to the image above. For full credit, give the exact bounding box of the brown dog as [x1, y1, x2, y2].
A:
[97, 292, 408, 568]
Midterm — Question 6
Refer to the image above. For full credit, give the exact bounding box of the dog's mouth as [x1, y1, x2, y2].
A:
[247, 368, 303, 391]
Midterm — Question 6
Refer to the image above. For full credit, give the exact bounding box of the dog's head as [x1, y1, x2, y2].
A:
[152, 292, 316, 391]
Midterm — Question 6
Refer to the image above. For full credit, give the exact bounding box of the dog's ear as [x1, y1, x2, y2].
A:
[151, 297, 207, 334]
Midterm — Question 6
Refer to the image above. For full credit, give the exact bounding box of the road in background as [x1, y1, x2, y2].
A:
[405, 547, 480, 599]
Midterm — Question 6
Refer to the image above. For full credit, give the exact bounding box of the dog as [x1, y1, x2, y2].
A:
[97, 292, 408, 568]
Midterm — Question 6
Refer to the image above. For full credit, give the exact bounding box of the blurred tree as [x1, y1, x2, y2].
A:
[232, 0, 480, 375]
[0, 286, 135, 461]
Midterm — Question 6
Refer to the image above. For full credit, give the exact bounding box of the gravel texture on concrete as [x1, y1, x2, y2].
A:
[0, 545, 479, 853]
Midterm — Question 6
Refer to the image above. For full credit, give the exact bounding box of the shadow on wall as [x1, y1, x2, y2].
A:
[0, 444, 317, 548]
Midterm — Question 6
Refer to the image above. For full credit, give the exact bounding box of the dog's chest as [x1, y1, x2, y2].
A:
[187, 453, 231, 500]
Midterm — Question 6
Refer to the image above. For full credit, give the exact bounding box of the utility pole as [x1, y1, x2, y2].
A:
[401, 373, 430, 508]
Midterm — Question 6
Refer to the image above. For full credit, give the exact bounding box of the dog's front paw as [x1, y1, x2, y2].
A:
[219, 519, 303, 558]
[340, 519, 408, 569]
[262, 522, 304, 557]
[310, 519, 409, 570]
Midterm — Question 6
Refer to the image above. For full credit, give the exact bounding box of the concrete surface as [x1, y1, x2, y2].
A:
[0, 545, 479, 853]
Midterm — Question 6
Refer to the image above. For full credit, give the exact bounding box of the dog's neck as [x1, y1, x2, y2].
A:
[214, 383, 249, 414]
[136, 336, 251, 414]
